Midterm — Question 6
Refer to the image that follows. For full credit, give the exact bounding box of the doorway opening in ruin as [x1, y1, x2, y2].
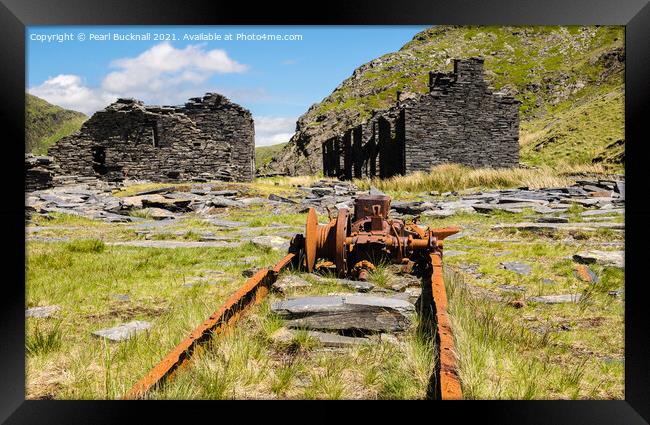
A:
[91, 146, 108, 175]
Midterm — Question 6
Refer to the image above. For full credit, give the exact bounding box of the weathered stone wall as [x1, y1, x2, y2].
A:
[404, 58, 520, 172]
[49, 93, 255, 182]
[322, 58, 520, 179]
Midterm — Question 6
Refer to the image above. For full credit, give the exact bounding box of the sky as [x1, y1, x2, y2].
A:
[26, 26, 428, 146]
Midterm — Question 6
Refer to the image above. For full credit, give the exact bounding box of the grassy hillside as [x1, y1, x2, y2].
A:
[255, 142, 288, 170]
[26, 93, 87, 155]
[263, 26, 624, 175]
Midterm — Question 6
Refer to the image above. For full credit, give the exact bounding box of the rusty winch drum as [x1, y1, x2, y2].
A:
[295, 194, 459, 279]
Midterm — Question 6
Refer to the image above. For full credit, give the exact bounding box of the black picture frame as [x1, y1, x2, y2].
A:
[2, 0, 648, 423]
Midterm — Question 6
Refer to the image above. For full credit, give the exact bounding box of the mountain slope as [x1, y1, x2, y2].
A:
[261, 26, 624, 175]
[255, 142, 288, 170]
[26, 93, 87, 155]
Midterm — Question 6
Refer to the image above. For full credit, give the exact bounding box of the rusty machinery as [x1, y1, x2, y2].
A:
[290, 194, 459, 281]
[126, 194, 462, 400]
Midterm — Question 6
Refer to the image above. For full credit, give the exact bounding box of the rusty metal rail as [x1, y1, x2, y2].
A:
[122, 194, 464, 400]
[123, 253, 295, 400]
[430, 252, 462, 400]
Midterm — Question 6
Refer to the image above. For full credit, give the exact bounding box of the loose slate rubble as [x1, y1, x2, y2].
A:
[25, 305, 61, 318]
[573, 250, 624, 268]
[92, 320, 152, 341]
[271, 295, 414, 333]
[528, 294, 582, 304]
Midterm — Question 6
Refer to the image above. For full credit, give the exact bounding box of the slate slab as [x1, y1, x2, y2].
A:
[573, 250, 624, 268]
[208, 196, 245, 208]
[500, 261, 532, 276]
[273, 275, 312, 293]
[498, 284, 527, 293]
[272, 295, 414, 333]
[271, 327, 369, 348]
[26, 305, 60, 318]
[334, 278, 375, 293]
[203, 218, 245, 228]
[251, 235, 290, 251]
[528, 294, 582, 304]
[92, 320, 152, 341]
[444, 250, 467, 257]
[109, 240, 240, 249]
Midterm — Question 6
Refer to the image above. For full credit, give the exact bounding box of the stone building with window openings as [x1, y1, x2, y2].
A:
[321, 58, 521, 180]
[49, 93, 255, 182]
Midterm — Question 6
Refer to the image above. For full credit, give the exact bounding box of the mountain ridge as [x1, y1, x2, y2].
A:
[261, 26, 624, 176]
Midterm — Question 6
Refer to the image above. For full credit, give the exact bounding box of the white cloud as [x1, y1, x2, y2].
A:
[254, 116, 296, 146]
[29, 74, 117, 115]
[102, 42, 247, 94]
[29, 42, 249, 114]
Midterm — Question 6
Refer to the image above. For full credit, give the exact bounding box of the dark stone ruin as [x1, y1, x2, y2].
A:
[322, 58, 521, 180]
[49, 93, 255, 182]
[25, 154, 59, 192]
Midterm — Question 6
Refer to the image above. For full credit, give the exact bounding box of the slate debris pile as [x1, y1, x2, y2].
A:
[25, 154, 60, 192]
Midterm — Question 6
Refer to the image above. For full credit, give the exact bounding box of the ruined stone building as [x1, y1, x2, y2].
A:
[322, 58, 520, 179]
[49, 93, 255, 182]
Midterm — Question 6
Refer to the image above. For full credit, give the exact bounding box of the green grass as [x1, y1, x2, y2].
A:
[26, 93, 87, 154]
[25, 238, 286, 399]
[26, 177, 624, 399]
[255, 142, 288, 169]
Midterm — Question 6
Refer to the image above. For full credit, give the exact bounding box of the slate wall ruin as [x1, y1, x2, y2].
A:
[322, 58, 520, 179]
[49, 93, 255, 182]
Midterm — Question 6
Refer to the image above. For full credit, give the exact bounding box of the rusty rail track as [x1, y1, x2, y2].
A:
[124, 249, 463, 400]
[429, 252, 462, 400]
[123, 253, 295, 400]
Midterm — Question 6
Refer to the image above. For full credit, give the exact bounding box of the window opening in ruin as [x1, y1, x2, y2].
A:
[152, 124, 160, 147]
[91, 146, 108, 175]
[193, 142, 201, 147]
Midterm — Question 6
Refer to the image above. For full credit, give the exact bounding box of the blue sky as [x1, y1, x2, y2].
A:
[27, 26, 427, 145]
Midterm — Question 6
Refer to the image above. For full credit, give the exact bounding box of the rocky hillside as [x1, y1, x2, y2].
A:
[261, 26, 624, 176]
[26, 93, 87, 155]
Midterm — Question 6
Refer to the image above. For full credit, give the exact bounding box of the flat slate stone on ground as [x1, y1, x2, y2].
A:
[250, 235, 290, 251]
[203, 218, 245, 228]
[500, 261, 532, 276]
[498, 284, 527, 293]
[334, 278, 375, 292]
[573, 250, 624, 268]
[271, 295, 414, 333]
[444, 250, 467, 257]
[109, 240, 240, 249]
[528, 294, 582, 304]
[26, 305, 61, 318]
[273, 275, 312, 293]
[92, 320, 152, 341]
[493, 222, 624, 232]
[271, 327, 369, 348]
